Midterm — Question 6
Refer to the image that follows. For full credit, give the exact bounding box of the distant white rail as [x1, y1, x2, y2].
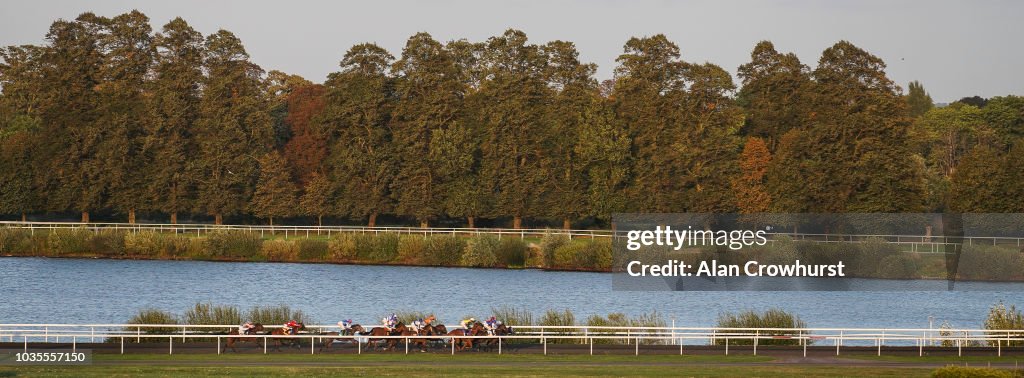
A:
[2, 221, 1022, 251]
[2, 323, 1022, 357]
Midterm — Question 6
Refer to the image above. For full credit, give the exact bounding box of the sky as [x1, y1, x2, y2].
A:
[0, 0, 1020, 102]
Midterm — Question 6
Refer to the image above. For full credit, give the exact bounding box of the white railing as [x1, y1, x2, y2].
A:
[0, 221, 611, 240]
[2, 323, 1023, 357]
[2, 221, 1022, 253]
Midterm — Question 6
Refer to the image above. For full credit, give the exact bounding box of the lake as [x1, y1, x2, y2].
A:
[2, 257, 1023, 331]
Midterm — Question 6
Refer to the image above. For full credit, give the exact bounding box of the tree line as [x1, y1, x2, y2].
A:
[1, 11, 1021, 228]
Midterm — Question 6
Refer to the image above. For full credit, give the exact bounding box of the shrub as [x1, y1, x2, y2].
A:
[491, 305, 533, 327]
[539, 309, 576, 343]
[930, 366, 1014, 378]
[495, 238, 527, 267]
[261, 240, 298, 262]
[585, 311, 667, 345]
[205, 231, 263, 259]
[397, 235, 427, 264]
[123, 308, 178, 342]
[354, 233, 399, 262]
[124, 231, 178, 258]
[984, 302, 1024, 347]
[390, 310, 435, 325]
[247, 304, 312, 326]
[958, 245, 1023, 281]
[46, 227, 92, 256]
[539, 232, 571, 267]
[715, 308, 807, 346]
[461, 235, 499, 267]
[185, 302, 242, 328]
[328, 233, 357, 261]
[423, 235, 466, 266]
[0, 228, 34, 255]
[876, 254, 920, 279]
[553, 239, 613, 270]
[89, 229, 127, 257]
[297, 239, 329, 261]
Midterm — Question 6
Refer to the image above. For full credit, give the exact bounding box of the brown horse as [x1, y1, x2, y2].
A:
[400, 323, 432, 352]
[224, 323, 265, 352]
[269, 323, 306, 351]
[446, 322, 486, 351]
[318, 324, 365, 352]
[479, 323, 514, 351]
[364, 322, 406, 351]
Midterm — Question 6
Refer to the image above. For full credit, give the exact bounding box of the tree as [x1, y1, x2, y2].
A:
[949, 145, 1008, 212]
[611, 34, 687, 213]
[737, 41, 812, 150]
[95, 11, 155, 224]
[299, 172, 332, 226]
[194, 30, 273, 224]
[34, 15, 105, 222]
[982, 95, 1024, 144]
[733, 137, 772, 213]
[390, 32, 464, 227]
[539, 40, 597, 229]
[250, 151, 297, 225]
[321, 43, 396, 227]
[0, 44, 45, 220]
[784, 41, 925, 212]
[576, 96, 630, 222]
[476, 29, 550, 228]
[281, 84, 327, 184]
[906, 80, 933, 118]
[143, 17, 204, 224]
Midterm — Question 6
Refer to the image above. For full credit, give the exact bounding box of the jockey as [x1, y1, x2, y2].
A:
[382, 313, 398, 331]
[424, 315, 436, 326]
[338, 319, 353, 331]
[239, 321, 255, 335]
[460, 317, 476, 332]
[484, 316, 499, 335]
[411, 318, 424, 332]
[284, 320, 300, 335]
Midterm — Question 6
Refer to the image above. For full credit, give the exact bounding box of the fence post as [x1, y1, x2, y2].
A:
[498, 337, 502, 355]
[169, 337, 173, 355]
[753, 331, 758, 356]
[121, 337, 124, 354]
[543, 337, 547, 355]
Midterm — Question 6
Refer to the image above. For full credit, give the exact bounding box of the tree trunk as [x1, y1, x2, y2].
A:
[81, 212, 89, 223]
[269, 217, 274, 226]
[420, 220, 428, 228]
[170, 212, 178, 225]
[563, 218, 571, 230]
[368, 213, 378, 227]
[317, 215, 323, 227]
[467, 216, 475, 229]
[215, 213, 223, 225]
[21, 212, 27, 222]
[128, 209, 136, 224]
[513, 216, 522, 229]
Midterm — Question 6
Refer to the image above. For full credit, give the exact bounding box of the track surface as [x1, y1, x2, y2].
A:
[4, 341, 1024, 369]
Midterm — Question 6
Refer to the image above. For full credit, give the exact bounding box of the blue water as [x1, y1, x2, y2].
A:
[2, 257, 1023, 330]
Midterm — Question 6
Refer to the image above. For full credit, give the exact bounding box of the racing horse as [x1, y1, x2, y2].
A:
[446, 322, 486, 351]
[224, 323, 265, 352]
[318, 324, 366, 352]
[269, 322, 306, 351]
[478, 323, 514, 351]
[364, 322, 408, 351]
[398, 323, 432, 352]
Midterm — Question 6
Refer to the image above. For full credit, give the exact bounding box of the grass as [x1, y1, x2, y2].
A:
[0, 365, 937, 377]
[0, 353, 943, 377]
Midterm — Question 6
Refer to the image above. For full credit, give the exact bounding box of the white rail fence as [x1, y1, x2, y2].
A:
[2, 324, 1023, 357]
[3, 221, 1023, 252]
